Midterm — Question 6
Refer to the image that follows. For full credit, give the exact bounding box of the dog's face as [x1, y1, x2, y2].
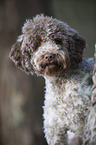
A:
[31, 40, 69, 76]
[9, 14, 86, 77]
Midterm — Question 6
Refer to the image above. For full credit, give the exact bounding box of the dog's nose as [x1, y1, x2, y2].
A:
[44, 54, 54, 61]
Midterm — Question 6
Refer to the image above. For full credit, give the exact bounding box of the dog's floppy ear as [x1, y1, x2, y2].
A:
[68, 33, 86, 68]
[9, 35, 34, 74]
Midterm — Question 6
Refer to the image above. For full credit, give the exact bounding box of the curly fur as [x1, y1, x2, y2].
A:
[9, 14, 94, 145]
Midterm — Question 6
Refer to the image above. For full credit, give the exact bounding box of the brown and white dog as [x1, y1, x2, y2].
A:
[9, 14, 93, 145]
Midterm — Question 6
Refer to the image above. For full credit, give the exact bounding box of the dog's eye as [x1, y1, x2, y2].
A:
[54, 39, 63, 45]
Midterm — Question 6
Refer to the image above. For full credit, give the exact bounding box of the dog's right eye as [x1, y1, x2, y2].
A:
[54, 38, 63, 45]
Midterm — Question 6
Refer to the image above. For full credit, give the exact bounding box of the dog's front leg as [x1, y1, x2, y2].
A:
[67, 131, 83, 145]
[43, 108, 68, 145]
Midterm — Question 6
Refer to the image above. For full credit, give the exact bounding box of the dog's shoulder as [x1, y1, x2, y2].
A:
[73, 58, 94, 76]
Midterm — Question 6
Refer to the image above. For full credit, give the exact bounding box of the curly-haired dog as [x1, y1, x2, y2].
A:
[9, 14, 93, 145]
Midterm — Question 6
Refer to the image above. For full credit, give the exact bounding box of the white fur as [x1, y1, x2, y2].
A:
[43, 75, 89, 144]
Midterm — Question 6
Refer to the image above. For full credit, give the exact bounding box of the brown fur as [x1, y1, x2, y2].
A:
[9, 14, 86, 75]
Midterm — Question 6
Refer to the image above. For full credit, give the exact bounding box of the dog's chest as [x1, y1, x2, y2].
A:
[44, 76, 90, 132]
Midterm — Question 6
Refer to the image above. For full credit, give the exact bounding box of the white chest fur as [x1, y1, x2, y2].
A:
[43, 75, 90, 136]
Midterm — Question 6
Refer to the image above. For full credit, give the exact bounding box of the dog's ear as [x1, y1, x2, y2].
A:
[68, 34, 86, 68]
[9, 35, 34, 74]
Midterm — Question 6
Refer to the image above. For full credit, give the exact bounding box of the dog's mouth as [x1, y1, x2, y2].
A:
[43, 61, 63, 70]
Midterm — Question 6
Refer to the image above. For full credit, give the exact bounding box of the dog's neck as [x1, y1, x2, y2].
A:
[44, 74, 79, 97]
[44, 58, 93, 94]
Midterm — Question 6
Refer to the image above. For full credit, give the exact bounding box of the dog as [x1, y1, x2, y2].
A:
[9, 14, 93, 145]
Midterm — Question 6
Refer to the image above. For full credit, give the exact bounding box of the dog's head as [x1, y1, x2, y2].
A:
[9, 14, 86, 76]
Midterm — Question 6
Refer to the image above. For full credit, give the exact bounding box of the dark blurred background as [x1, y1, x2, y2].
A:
[0, 0, 96, 145]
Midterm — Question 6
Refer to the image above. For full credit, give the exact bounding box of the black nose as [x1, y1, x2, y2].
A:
[44, 53, 55, 61]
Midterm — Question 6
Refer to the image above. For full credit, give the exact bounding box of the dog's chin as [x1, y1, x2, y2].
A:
[42, 63, 65, 76]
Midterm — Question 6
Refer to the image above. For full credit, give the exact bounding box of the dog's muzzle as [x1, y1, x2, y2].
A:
[39, 53, 67, 76]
